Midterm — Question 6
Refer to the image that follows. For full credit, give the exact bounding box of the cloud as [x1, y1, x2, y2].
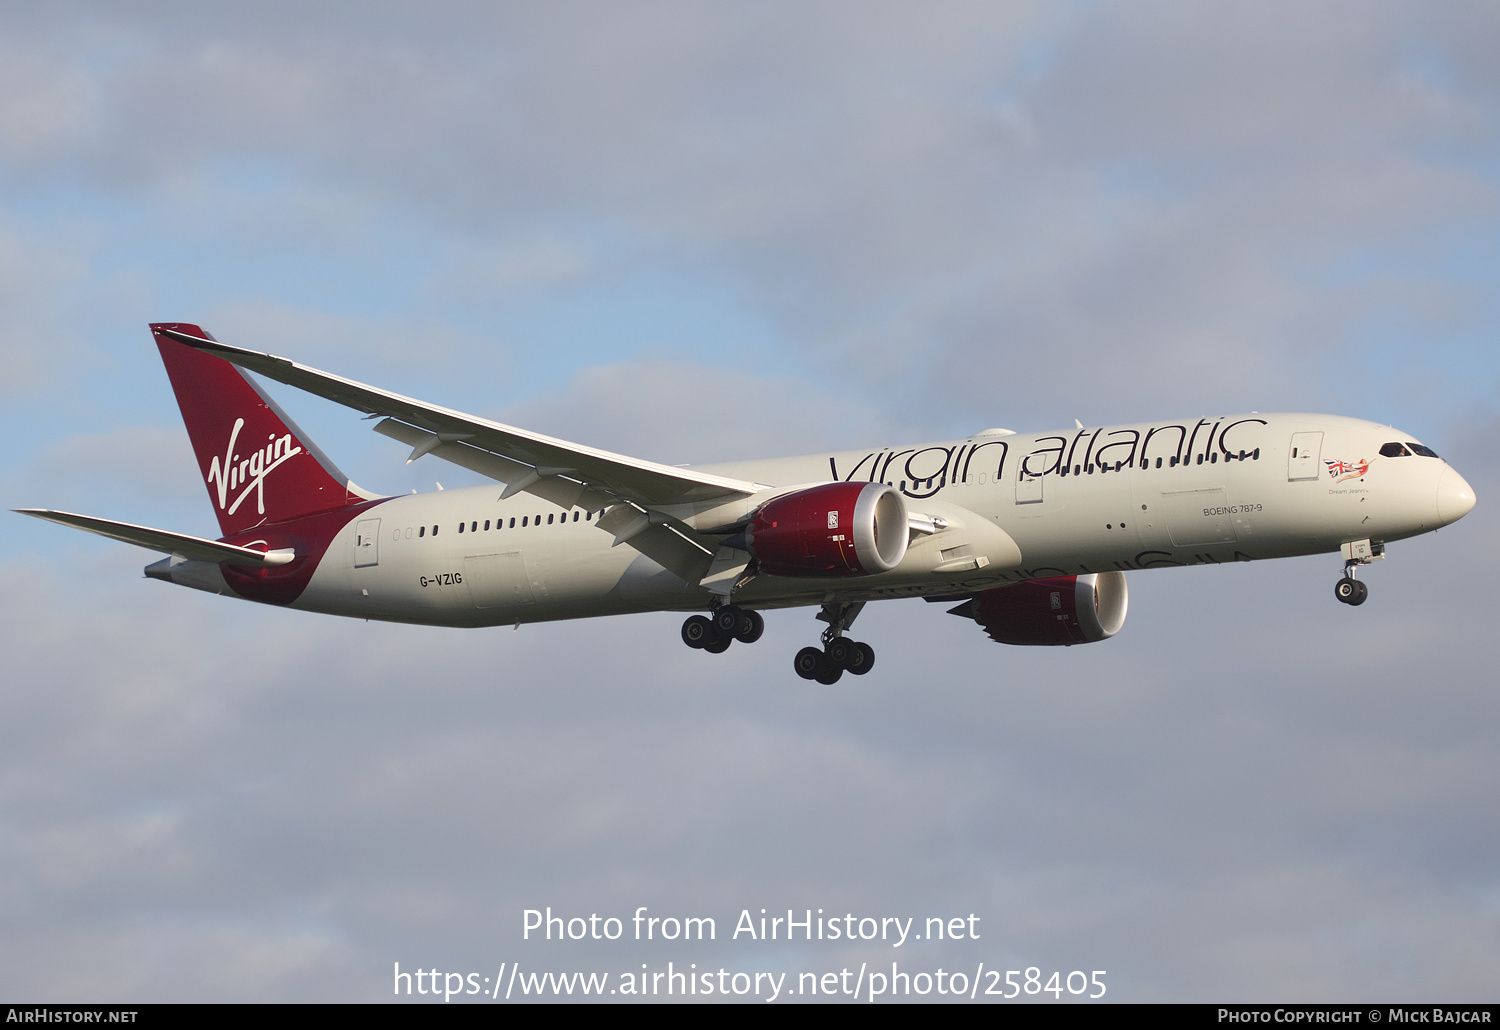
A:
[20, 425, 199, 507]
[431, 237, 592, 301]
[0, 223, 90, 395]
[491, 359, 907, 465]
[196, 300, 503, 375]
[3, 459, 1498, 1000]
[4, 2, 1495, 432]
[0, 41, 92, 169]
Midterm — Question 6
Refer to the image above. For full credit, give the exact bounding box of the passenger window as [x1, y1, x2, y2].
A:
[548, 513, 554, 524]
[484, 520, 490, 530]
[458, 522, 465, 533]
[432, 525, 438, 535]
[419, 526, 425, 537]
[573, 511, 580, 522]
[509, 518, 515, 528]
[471, 521, 477, 533]
[522, 516, 528, 527]
[1155, 457, 1162, 469]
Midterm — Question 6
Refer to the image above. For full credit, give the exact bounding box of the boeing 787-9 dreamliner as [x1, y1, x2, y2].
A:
[18, 324, 1477, 683]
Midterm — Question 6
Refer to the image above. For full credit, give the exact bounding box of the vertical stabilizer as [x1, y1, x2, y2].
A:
[151, 323, 364, 536]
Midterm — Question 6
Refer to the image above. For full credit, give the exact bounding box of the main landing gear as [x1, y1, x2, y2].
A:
[794, 601, 875, 684]
[681, 599, 877, 683]
[681, 604, 764, 653]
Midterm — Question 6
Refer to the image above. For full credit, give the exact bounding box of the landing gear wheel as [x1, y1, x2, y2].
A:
[713, 605, 743, 635]
[794, 646, 824, 680]
[682, 615, 715, 648]
[734, 610, 765, 644]
[1334, 577, 1368, 606]
[814, 658, 844, 685]
[825, 637, 854, 668]
[703, 635, 731, 653]
[845, 641, 876, 675]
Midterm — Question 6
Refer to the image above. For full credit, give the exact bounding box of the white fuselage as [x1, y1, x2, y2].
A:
[160, 413, 1471, 626]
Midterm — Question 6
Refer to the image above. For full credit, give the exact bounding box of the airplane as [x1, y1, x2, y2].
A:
[18, 323, 1477, 683]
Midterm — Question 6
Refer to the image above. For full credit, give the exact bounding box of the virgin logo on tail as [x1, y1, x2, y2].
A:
[206, 417, 304, 516]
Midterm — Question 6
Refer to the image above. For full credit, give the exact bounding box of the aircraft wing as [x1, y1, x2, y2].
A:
[152, 326, 764, 511]
[15, 509, 296, 567]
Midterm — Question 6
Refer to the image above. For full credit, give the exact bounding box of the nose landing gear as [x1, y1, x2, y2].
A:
[1334, 539, 1383, 606]
[793, 601, 875, 684]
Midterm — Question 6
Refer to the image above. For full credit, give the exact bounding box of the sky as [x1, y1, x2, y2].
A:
[2, 0, 1498, 1003]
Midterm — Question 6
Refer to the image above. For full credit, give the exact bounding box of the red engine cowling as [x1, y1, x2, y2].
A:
[954, 573, 1128, 645]
[745, 482, 908, 577]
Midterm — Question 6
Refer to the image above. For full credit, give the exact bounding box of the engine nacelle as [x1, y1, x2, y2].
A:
[954, 573, 1128, 645]
[745, 482, 908, 577]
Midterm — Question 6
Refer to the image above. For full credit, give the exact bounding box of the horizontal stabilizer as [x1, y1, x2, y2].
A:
[15, 509, 295, 567]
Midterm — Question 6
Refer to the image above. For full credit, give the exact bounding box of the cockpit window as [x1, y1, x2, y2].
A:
[1379, 442, 1410, 457]
[1407, 443, 1440, 458]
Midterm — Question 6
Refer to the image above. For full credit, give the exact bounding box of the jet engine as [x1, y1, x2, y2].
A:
[744, 482, 908, 577]
[950, 573, 1128, 645]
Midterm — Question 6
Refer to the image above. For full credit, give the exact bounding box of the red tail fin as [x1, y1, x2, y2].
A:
[151, 323, 362, 536]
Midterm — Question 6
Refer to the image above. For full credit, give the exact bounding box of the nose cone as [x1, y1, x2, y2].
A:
[1437, 466, 1477, 525]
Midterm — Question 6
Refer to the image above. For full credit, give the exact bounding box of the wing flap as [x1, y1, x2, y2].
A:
[595, 503, 717, 583]
[152, 327, 763, 509]
[16, 509, 295, 567]
[372, 418, 612, 511]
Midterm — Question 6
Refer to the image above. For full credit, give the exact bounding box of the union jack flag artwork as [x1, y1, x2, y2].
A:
[1325, 458, 1369, 482]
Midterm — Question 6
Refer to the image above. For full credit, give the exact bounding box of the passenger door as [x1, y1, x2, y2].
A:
[1288, 432, 1323, 482]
